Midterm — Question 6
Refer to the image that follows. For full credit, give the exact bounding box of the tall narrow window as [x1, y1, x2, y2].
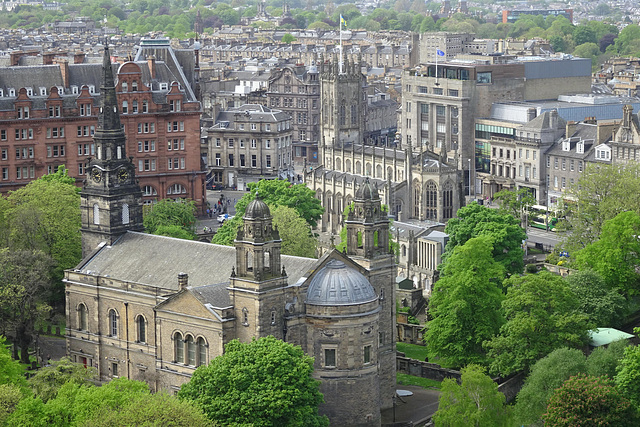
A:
[364, 345, 371, 364]
[93, 204, 100, 225]
[186, 335, 196, 365]
[137, 316, 146, 343]
[78, 304, 87, 331]
[109, 309, 117, 337]
[174, 332, 184, 363]
[197, 337, 206, 366]
[122, 203, 130, 225]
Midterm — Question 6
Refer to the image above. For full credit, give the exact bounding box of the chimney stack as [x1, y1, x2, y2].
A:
[74, 52, 86, 64]
[56, 59, 70, 88]
[147, 55, 156, 79]
[178, 272, 189, 290]
[43, 52, 56, 65]
[566, 121, 577, 137]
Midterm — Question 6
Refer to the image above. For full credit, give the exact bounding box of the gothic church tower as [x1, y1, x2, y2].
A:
[80, 43, 143, 258]
[319, 53, 366, 168]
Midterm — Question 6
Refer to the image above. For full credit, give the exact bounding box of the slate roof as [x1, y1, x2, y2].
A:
[190, 282, 232, 308]
[77, 231, 318, 292]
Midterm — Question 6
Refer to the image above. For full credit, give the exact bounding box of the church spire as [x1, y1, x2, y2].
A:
[96, 42, 123, 141]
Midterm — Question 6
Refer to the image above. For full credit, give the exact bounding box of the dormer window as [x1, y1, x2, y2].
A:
[17, 106, 29, 119]
[40, 87, 47, 96]
[159, 82, 168, 91]
[88, 85, 95, 94]
[26, 88, 33, 96]
[562, 139, 570, 151]
[71, 85, 79, 94]
[8, 88, 15, 97]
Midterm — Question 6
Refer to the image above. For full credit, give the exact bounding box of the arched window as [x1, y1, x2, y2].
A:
[132, 100, 138, 113]
[443, 182, 454, 220]
[93, 204, 100, 225]
[197, 337, 207, 366]
[142, 100, 148, 113]
[132, 81, 138, 91]
[376, 164, 382, 178]
[143, 186, 157, 196]
[174, 332, 184, 363]
[242, 307, 249, 326]
[365, 163, 372, 176]
[122, 100, 128, 114]
[186, 335, 196, 365]
[78, 304, 87, 331]
[137, 315, 146, 343]
[425, 181, 438, 220]
[167, 184, 186, 195]
[339, 102, 346, 126]
[345, 159, 351, 173]
[116, 146, 122, 159]
[121, 82, 128, 92]
[355, 161, 361, 174]
[351, 104, 357, 124]
[108, 309, 118, 337]
[122, 203, 130, 225]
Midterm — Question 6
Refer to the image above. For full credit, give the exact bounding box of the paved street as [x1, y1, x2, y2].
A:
[525, 226, 562, 251]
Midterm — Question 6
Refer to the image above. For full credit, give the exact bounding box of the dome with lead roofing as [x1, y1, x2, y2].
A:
[355, 178, 379, 200]
[244, 193, 270, 220]
[306, 260, 377, 305]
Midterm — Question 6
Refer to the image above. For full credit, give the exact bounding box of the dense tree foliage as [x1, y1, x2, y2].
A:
[424, 236, 505, 368]
[615, 339, 640, 409]
[543, 375, 638, 427]
[443, 202, 526, 275]
[0, 336, 25, 387]
[272, 205, 317, 258]
[564, 269, 628, 327]
[433, 364, 511, 427]
[513, 347, 587, 426]
[28, 357, 97, 403]
[143, 198, 197, 239]
[493, 187, 535, 221]
[179, 336, 328, 427]
[485, 272, 590, 376]
[586, 339, 629, 379]
[574, 211, 640, 296]
[0, 249, 54, 363]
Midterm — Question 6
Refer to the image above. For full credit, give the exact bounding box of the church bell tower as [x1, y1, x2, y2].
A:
[80, 43, 143, 258]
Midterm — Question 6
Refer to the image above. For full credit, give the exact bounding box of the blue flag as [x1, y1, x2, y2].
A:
[436, 49, 445, 56]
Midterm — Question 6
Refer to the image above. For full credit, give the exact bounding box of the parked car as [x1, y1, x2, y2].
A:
[217, 214, 234, 224]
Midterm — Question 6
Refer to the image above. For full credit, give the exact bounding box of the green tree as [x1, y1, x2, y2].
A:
[0, 250, 54, 363]
[0, 383, 24, 425]
[424, 236, 505, 368]
[560, 162, 640, 254]
[586, 338, 629, 379]
[565, 269, 627, 327]
[573, 26, 597, 46]
[178, 336, 328, 427]
[574, 211, 640, 296]
[143, 199, 197, 239]
[543, 375, 638, 426]
[485, 272, 591, 376]
[615, 340, 640, 408]
[28, 357, 97, 403]
[272, 205, 317, 258]
[0, 336, 25, 387]
[513, 347, 587, 426]
[443, 202, 526, 275]
[433, 364, 511, 427]
[493, 187, 536, 221]
[281, 33, 296, 43]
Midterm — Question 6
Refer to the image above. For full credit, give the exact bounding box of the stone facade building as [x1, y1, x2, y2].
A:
[0, 38, 206, 212]
[66, 46, 396, 426]
[204, 104, 293, 190]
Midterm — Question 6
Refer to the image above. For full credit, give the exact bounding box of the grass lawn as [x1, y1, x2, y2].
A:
[397, 342, 428, 361]
[397, 373, 442, 389]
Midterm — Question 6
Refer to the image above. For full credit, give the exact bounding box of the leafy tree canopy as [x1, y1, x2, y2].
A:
[493, 187, 535, 220]
[272, 205, 317, 258]
[0, 336, 25, 387]
[433, 364, 511, 427]
[543, 374, 638, 427]
[615, 339, 640, 408]
[513, 347, 587, 426]
[443, 202, 526, 275]
[28, 357, 97, 403]
[143, 198, 197, 239]
[564, 269, 628, 327]
[424, 236, 505, 368]
[485, 272, 591, 376]
[574, 211, 640, 296]
[179, 336, 328, 427]
[586, 338, 629, 379]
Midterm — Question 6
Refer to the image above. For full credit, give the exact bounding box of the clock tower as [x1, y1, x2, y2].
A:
[80, 43, 143, 258]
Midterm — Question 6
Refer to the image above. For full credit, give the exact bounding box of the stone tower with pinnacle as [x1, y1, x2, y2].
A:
[80, 43, 143, 258]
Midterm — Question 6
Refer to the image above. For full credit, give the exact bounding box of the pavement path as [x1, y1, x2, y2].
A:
[381, 385, 440, 426]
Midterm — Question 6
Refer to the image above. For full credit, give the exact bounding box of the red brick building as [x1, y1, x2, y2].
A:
[0, 39, 206, 213]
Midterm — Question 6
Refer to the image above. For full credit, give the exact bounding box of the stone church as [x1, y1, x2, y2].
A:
[65, 45, 397, 426]
[305, 53, 463, 234]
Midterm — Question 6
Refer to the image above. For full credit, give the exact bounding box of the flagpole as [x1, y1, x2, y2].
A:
[435, 48, 439, 86]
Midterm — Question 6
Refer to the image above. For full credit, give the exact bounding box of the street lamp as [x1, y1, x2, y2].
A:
[467, 158, 471, 198]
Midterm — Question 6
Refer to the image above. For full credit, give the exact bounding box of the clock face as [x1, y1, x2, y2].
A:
[91, 168, 102, 183]
[118, 168, 129, 183]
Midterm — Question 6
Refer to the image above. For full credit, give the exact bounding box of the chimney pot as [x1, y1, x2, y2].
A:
[178, 272, 188, 290]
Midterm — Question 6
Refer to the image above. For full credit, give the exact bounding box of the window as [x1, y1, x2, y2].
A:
[324, 348, 336, 368]
[570, 160, 574, 171]
[109, 309, 118, 337]
[143, 186, 157, 196]
[78, 304, 87, 331]
[266, 155, 271, 168]
[49, 105, 61, 117]
[436, 105, 445, 116]
[215, 153, 221, 166]
[122, 101, 128, 114]
[0, 130, 5, 141]
[167, 184, 186, 195]
[228, 138, 234, 148]
[122, 82, 128, 92]
[142, 100, 148, 113]
[17, 106, 29, 119]
[251, 155, 257, 168]
[93, 204, 100, 225]
[112, 362, 118, 377]
[562, 159, 566, 170]
[477, 72, 492, 83]
[132, 100, 138, 113]
[433, 87, 443, 95]
[562, 177, 566, 188]
[78, 163, 85, 175]
[137, 316, 146, 343]
[364, 345, 371, 364]
[554, 158, 558, 169]
[174, 332, 184, 363]
[122, 203, 130, 225]
[265, 140, 271, 149]
[132, 81, 138, 91]
[197, 337, 206, 366]
[170, 99, 181, 112]
[186, 336, 196, 365]
[250, 139, 257, 148]
[228, 154, 234, 167]
[79, 103, 91, 116]
[1, 149, 6, 160]
[240, 154, 246, 167]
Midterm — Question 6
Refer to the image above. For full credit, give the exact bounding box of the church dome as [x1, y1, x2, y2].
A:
[244, 193, 270, 219]
[307, 260, 377, 305]
[355, 178, 379, 200]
